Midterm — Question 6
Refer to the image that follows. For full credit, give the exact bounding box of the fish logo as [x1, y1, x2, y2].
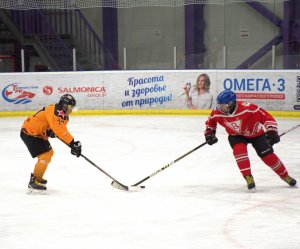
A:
[43, 85, 53, 95]
[2, 83, 36, 104]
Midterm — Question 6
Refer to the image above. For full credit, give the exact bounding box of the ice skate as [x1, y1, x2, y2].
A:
[27, 173, 47, 194]
[30, 173, 47, 185]
[38, 176, 47, 186]
[244, 174, 256, 192]
[282, 175, 297, 188]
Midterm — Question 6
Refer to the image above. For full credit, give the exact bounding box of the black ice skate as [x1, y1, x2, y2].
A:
[38, 176, 47, 186]
[244, 174, 256, 192]
[27, 173, 47, 194]
[282, 175, 297, 187]
[30, 173, 47, 185]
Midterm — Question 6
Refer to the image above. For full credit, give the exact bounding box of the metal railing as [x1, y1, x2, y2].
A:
[6, 9, 119, 71]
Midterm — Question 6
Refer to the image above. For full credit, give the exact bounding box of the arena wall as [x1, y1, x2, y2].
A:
[1, 70, 300, 117]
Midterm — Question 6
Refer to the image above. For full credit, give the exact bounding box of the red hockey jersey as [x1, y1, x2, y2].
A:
[205, 101, 277, 138]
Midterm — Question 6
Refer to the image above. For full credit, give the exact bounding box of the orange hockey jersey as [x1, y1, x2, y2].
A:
[22, 104, 74, 144]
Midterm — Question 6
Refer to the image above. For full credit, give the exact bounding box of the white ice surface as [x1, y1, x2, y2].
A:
[1, 115, 300, 249]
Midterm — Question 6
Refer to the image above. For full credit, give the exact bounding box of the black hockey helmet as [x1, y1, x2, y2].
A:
[59, 94, 76, 107]
[58, 94, 76, 113]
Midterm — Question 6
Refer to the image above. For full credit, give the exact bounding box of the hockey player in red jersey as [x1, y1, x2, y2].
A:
[204, 89, 297, 191]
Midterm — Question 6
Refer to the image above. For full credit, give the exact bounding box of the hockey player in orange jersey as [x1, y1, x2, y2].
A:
[21, 94, 82, 194]
[204, 89, 297, 191]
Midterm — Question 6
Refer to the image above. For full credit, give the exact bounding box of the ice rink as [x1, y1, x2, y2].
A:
[1, 115, 300, 249]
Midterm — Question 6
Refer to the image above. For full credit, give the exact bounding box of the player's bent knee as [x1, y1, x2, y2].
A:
[38, 149, 54, 164]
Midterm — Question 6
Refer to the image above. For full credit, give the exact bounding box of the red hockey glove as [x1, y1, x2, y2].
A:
[204, 129, 218, 145]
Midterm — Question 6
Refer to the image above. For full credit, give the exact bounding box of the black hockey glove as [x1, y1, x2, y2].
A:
[266, 130, 280, 146]
[46, 129, 56, 138]
[70, 140, 82, 157]
[204, 129, 218, 145]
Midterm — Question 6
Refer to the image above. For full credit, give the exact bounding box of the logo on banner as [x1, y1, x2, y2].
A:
[296, 76, 300, 102]
[43, 86, 53, 95]
[223, 77, 286, 100]
[294, 76, 300, 110]
[58, 86, 106, 97]
[1, 83, 37, 104]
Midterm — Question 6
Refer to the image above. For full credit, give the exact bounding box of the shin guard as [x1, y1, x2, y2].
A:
[261, 153, 288, 178]
[33, 149, 54, 182]
[233, 143, 251, 177]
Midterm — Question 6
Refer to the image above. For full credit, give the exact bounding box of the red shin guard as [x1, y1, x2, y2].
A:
[233, 143, 251, 177]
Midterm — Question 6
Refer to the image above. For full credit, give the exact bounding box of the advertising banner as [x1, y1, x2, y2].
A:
[0, 70, 300, 112]
[217, 70, 300, 111]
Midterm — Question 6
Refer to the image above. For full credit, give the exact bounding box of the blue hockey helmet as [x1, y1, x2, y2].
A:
[217, 89, 236, 104]
[216, 90, 237, 114]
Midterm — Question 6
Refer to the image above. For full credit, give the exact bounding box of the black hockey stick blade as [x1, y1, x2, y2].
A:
[111, 181, 145, 191]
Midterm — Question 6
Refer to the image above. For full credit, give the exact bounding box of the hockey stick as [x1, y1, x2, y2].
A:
[128, 141, 208, 187]
[279, 123, 300, 137]
[60, 139, 144, 191]
[128, 123, 299, 188]
[80, 154, 144, 191]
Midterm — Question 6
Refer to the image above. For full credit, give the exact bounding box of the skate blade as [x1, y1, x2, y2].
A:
[27, 188, 47, 195]
[248, 187, 256, 193]
[290, 184, 298, 188]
